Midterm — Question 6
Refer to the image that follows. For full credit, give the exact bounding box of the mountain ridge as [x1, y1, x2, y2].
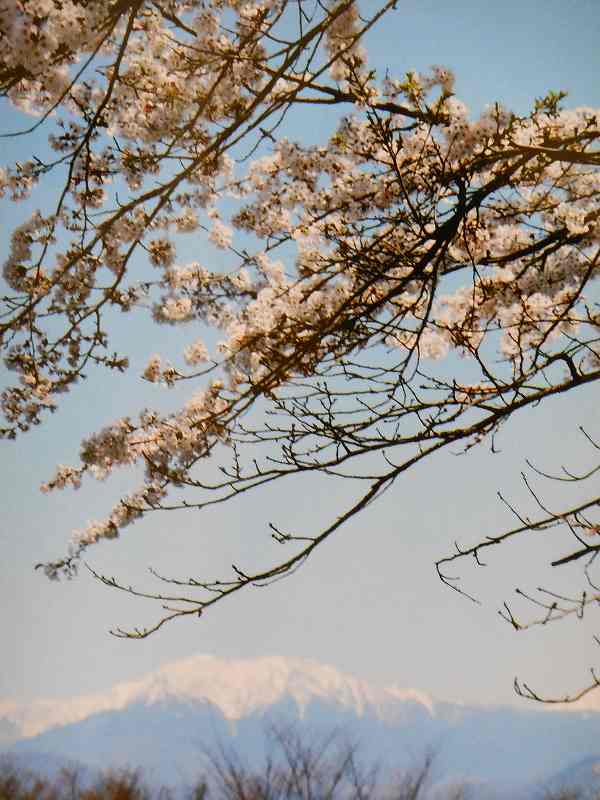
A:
[3, 654, 600, 791]
[0, 654, 438, 739]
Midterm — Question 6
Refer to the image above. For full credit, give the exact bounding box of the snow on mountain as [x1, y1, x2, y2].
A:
[4, 655, 600, 791]
[0, 655, 435, 739]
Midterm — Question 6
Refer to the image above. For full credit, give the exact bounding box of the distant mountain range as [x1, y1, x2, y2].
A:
[2, 655, 600, 796]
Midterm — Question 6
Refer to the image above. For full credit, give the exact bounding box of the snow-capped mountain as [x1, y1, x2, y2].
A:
[2, 655, 600, 792]
[0, 655, 434, 739]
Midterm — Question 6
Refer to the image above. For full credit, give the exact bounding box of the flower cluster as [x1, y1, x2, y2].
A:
[1, 3, 599, 642]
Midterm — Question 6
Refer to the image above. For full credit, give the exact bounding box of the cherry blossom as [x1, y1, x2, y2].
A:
[2, 1, 600, 698]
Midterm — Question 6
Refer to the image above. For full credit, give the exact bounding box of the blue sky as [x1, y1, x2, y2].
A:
[1, 0, 600, 709]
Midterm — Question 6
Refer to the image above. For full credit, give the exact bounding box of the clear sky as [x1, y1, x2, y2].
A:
[2, 0, 600, 710]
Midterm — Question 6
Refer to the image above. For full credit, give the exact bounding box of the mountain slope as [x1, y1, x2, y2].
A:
[0, 655, 434, 740]
[2, 655, 600, 790]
